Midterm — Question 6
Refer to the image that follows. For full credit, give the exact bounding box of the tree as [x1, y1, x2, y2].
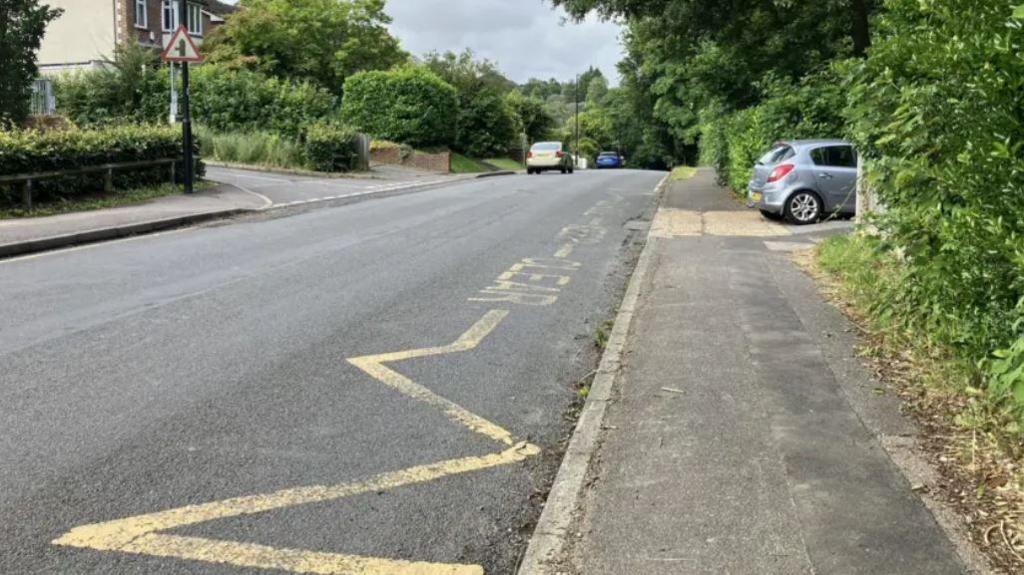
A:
[586, 75, 608, 105]
[205, 0, 407, 91]
[0, 0, 62, 127]
[423, 49, 520, 156]
[505, 90, 555, 143]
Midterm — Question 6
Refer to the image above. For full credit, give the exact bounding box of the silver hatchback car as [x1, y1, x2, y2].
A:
[748, 139, 857, 224]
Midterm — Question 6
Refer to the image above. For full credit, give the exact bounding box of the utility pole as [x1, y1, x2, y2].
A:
[575, 74, 580, 168]
[179, 0, 194, 194]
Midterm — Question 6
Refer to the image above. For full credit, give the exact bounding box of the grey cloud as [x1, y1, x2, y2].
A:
[385, 0, 623, 84]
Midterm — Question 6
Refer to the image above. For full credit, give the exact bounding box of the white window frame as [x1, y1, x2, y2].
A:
[162, 0, 177, 32]
[187, 3, 203, 36]
[134, 0, 148, 29]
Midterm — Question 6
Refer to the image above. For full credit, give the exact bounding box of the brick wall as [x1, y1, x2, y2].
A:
[370, 146, 451, 174]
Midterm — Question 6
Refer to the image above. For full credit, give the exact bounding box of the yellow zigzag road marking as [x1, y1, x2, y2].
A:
[53, 309, 540, 574]
[348, 310, 515, 446]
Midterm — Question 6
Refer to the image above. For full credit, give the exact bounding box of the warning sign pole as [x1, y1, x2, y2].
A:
[162, 10, 204, 195]
[179, 1, 193, 193]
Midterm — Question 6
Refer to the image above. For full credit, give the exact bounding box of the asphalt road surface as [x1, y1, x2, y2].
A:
[0, 169, 664, 575]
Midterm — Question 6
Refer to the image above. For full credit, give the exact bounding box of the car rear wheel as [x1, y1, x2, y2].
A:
[784, 191, 822, 225]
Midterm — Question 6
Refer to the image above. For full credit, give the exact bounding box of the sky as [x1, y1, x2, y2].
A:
[219, 1, 625, 86]
[385, 0, 624, 85]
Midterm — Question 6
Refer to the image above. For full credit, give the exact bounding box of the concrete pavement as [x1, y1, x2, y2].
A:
[0, 169, 663, 574]
[521, 169, 967, 574]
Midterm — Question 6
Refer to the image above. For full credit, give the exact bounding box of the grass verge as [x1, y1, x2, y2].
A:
[806, 233, 1024, 570]
[670, 166, 697, 180]
[0, 181, 215, 220]
[483, 158, 524, 171]
[450, 153, 493, 174]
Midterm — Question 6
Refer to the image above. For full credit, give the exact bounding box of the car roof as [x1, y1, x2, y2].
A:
[532, 141, 562, 146]
[778, 139, 852, 147]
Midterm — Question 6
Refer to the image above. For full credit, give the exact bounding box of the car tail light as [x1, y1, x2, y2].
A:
[556, 151, 565, 158]
[767, 163, 795, 183]
[527, 151, 533, 159]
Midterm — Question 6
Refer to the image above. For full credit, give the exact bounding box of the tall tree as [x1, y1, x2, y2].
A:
[423, 49, 519, 157]
[0, 0, 61, 127]
[205, 0, 407, 91]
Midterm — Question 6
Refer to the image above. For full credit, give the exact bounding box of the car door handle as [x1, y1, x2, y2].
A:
[818, 173, 834, 179]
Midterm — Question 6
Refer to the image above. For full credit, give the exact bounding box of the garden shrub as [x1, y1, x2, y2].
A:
[699, 69, 846, 192]
[341, 67, 457, 148]
[56, 63, 335, 137]
[842, 0, 1024, 427]
[304, 123, 360, 172]
[0, 124, 201, 205]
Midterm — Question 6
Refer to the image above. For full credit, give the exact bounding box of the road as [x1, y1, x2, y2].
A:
[0, 169, 663, 574]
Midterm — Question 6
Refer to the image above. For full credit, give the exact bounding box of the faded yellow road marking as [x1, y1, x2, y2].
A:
[348, 310, 517, 445]
[54, 311, 541, 574]
[650, 208, 791, 238]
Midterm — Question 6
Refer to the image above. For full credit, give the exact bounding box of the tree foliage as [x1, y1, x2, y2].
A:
[204, 0, 407, 91]
[341, 66, 458, 148]
[0, 0, 62, 127]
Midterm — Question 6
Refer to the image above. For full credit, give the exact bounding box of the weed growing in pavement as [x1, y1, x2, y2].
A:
[593, 319, 614, 350]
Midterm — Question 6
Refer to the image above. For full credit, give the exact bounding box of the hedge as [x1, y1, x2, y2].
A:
[304, 123, 360, 172]
[841, 0, 1024, 424]
[341, 67, 457, 148]
[699, 70, 846, 192]
[0, 125, 201, 205]
[55, 64, 335, 137]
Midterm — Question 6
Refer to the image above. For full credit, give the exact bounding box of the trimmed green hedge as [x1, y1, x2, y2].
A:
[0, 125, 201, 205]
[304, 123, 360, 172]
[341, 67, 457, 148]
[55, 64, 335, 137]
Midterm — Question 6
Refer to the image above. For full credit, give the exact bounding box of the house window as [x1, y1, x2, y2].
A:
[187, 2, 203, 35]
[162, 0, 177, 31]
[134, 0, 148, 29]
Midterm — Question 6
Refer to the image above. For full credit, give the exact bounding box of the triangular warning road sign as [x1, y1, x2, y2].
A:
[161, 25, 203, 63]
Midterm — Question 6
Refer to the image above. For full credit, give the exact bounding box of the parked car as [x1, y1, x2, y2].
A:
[595, 151, 624, 169]
[527, 142, 574, 174]
[748, 139, 858, 224]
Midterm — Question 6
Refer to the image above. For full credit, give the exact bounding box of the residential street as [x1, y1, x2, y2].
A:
[0, 170, 662, 574]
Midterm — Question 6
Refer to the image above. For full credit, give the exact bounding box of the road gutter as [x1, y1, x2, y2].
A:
[516, 173, 670, 575]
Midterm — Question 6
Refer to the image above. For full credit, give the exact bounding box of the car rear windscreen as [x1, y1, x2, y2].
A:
[532, 143, 561, 151]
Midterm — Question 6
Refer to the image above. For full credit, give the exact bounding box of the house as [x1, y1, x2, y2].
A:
[37, 0, 236, 73]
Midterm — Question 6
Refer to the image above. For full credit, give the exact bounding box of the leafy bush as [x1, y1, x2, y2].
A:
[54, 43, 170, 126]
[304, 123, 360, 172]
[699, 70, 846, 192]
[0, 124, 201, 205]
[189, 66, 335, 137]
[56, 62, 335, 137]
[455, 88, 520, 157]
[341, 67, 457, 148]
[842, 0, 1024, 427]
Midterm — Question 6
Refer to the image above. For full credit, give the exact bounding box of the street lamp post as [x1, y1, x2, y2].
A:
[575, 74, 580, 168]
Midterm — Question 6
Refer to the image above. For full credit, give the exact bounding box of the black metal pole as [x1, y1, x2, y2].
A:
[179, 0, 193, 194]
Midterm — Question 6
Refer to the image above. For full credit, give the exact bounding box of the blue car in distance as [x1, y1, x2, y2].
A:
[595, 151, 624, 169]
